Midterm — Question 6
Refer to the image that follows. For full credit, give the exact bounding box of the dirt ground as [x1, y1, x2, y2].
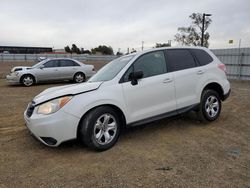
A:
[0, 61, 249, 187]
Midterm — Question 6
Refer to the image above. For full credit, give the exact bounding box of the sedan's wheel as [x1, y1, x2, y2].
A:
[74, 72, 85, 83]
[79, 106, 121, 151]
[21, 75, 35, 86]
[197, 89, 221, 122]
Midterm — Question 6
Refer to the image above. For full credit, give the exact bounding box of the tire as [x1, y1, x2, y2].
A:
[21, 75, 35, 86]
[79, 106, 121, 151]
[197, 89, 221, 122]
[73, 72, 85, 83]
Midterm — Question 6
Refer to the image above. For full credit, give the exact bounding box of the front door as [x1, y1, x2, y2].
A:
[121, 51, 176, 123]
[35, 60, 61, 81]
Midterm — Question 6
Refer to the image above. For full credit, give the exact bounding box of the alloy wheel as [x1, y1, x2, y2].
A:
[93, 113, 117, 145]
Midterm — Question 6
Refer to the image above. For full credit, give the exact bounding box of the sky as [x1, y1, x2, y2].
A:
[0, 0, 250, 53]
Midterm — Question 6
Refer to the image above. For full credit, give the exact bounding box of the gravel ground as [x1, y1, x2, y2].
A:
[0, 62, 249, 187]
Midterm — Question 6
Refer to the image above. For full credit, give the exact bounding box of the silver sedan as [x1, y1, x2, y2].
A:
[6, 58, 96, 86]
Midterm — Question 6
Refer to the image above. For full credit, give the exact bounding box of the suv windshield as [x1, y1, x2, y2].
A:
[89, 55, 135, 82]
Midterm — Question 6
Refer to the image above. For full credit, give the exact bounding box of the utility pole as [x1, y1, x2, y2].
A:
[141, 41, 144, 51]
[201, 13, 212, 47]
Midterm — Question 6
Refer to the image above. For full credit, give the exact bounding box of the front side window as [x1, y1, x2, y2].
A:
[133, 51, 167, 78]
[43, 60, 59, 68]
[122, 51, 167, 82]
[166, 49, 196, 71]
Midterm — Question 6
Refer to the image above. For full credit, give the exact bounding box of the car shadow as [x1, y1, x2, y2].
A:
[49, 111, 204, 152]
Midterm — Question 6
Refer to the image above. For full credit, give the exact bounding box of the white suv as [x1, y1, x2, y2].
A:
[24, 47, 230, 151]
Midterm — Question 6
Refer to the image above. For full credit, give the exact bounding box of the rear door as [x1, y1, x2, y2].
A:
[165, 49, 202, 109]
[58, 60, 81, 80]
[121, 50, 176, 123]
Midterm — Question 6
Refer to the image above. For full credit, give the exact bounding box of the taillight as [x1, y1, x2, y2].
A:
[92, 67, 95, 71]
[218, 63, 227, 73]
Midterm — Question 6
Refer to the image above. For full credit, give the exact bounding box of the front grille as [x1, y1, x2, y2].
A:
[26, 101, 35, 118]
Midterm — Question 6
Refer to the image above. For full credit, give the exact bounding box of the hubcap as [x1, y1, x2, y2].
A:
[94, 113, 117, 145]
[23, 76, 33, 86]
[75, 74, 84, 83]
[205, 96, 219, 118]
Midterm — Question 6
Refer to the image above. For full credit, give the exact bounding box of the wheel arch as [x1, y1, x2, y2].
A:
[19, 73, 36, 83]
[202, 82, 224, 100]
[76, 104, 127, 139]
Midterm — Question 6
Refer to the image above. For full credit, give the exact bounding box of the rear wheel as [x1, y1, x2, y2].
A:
[73, 72, 85, 83]
[79, 106, 121, 151]
[21, 75, 35, 86]
[197, 90, 221, 122]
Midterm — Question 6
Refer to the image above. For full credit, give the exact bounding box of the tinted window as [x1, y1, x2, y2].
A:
[60, 60, 79, 67]
[133, 51, 167, 79]
[166, 49, 196, 71]
[190, 49, 213, 66]
[43, 60, 59, 68]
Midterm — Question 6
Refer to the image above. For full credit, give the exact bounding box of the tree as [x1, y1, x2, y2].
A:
[91, 45, 114, 55]
[71, 44, 81, 54]
[155, 43, 171, 48]
[175, 13, 212, 47]
[64, 45, 71, 53]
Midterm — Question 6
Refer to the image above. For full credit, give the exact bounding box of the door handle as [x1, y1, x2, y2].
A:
[197, 70, 205, 75]
[163, 78, 173, 83]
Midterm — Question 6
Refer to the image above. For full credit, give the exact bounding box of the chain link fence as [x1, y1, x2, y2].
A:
[1, 48, 250, 80]
[0, 53, 117, 62]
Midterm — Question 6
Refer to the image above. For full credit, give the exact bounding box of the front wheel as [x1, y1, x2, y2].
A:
[79, 106, 121, 151]
[197, 90, 221, 122]
[21, 75, 35, 86]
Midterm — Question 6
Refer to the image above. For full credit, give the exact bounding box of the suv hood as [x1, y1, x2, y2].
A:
[34, 82, 103, 105]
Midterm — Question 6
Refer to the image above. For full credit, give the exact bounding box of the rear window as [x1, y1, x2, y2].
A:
[190, 49, 213, 66]
[166, 49, 196, 71]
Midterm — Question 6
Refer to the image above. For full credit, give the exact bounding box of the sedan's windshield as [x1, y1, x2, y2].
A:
[32, 60, 47, 68]
[88, 55, 135, 82]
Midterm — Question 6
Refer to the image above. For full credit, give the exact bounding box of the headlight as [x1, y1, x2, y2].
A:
[37, 96, 72, 115]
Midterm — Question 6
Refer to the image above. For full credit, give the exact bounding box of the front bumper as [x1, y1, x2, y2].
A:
[24, 106, 80, 147]
[6, 74, 20, 84]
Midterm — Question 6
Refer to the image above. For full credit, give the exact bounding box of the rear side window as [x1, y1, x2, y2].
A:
[60, 60, 80, 67]
[165, 49, 196, 72]
[190, 49, 213, 66]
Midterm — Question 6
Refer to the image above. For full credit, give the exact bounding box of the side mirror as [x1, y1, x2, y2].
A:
[129, 71, 143, 85]
[40, 65, 45, 69]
